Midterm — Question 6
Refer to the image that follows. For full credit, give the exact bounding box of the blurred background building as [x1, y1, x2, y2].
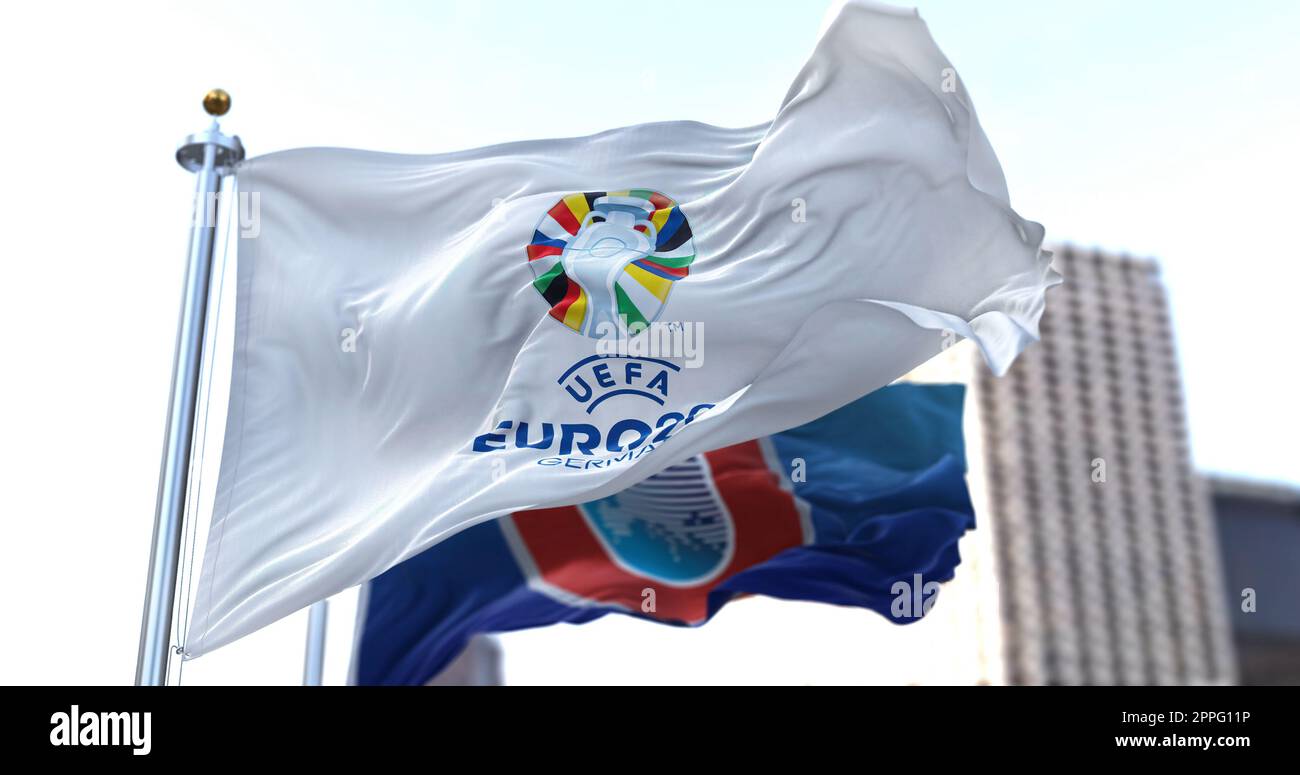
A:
[1211, 475, 1300, 685]
[972, 246, 1234, 685]
[889, 245, 1298, 685]
[426, 636, 503, 686]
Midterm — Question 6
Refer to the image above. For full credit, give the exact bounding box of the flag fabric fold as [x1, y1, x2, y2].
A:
[186, 0, 1058, 656]
[356, 384, 973, 686]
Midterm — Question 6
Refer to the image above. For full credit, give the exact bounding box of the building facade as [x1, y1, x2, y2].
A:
[907, 246, 1236, 685]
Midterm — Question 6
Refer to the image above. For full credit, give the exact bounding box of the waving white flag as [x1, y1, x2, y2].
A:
[186, 0, 1059, 656]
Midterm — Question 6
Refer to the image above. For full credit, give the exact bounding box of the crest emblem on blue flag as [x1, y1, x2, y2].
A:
[581, 455, 736, 585]
[503, 440, 809, 623]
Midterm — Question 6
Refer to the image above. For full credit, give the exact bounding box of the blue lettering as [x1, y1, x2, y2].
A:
[564, 375, 592, 403]
[606, 418, 652, 452]
[686, 403, 714, 422]
[515, 422, 554, 449]
[475, 408, 712, 457]
[646, 369, 670, 396]
[560, 423, 601, 455]
[472, 421, 512, 452]
[652, 412, 684, 443]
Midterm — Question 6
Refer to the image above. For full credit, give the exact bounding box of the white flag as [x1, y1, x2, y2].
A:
[186, 0, 1060, 656]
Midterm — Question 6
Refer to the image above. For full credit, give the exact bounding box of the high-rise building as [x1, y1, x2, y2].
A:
[906, 246, 1236, 685]
[981, 246, 1235, 684]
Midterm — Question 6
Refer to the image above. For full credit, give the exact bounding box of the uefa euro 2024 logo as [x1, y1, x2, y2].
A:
[473, 190, 710, 465]
[526, 190, 695, 338]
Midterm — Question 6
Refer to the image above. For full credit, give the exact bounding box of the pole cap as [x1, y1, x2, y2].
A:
[203, 89, 232, 117]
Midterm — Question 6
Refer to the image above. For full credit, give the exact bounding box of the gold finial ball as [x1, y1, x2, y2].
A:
[203, 89, 231, 117]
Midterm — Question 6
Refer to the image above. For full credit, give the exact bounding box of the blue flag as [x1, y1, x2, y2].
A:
[354, 384, 974, 685]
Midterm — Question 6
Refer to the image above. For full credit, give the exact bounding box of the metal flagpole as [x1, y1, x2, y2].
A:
[302, 601, 329, 686]
[136, 90, 244, 686]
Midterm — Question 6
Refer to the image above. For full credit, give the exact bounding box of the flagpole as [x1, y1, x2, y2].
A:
[302, 601, 329, 686]
[136, 90, 244, 686]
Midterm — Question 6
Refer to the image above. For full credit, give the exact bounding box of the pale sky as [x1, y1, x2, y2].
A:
[0, 0, 1296, 685]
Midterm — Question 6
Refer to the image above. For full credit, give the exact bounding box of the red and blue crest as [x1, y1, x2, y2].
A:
[502, 440, 811, 623]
